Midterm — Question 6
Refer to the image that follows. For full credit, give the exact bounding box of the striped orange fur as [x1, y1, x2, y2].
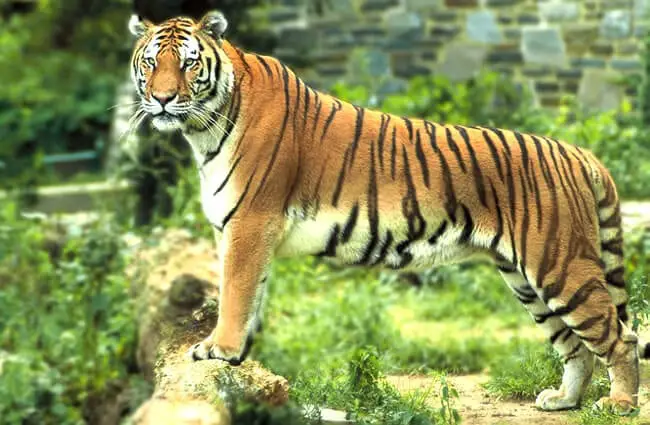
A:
[128, 11, 645, 414]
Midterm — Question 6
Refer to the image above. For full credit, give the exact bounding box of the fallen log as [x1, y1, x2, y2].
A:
[128, 229, 289, 425]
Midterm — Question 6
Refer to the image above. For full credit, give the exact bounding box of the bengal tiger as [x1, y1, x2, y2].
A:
[127, 11, 647, 414]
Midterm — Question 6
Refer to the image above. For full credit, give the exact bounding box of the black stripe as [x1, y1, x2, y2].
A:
[456, 126, 487, 207]
[605, 267, 626, 288]
[377, 114, 391, 173]
[403, 117, 414, 141]
[458, 204, 473, 244]
[445, 127, 467, 172]
[254, 54, 274, 79]
[370, 231, 393, 266]
[357, 140, 380, 265]
[251, 65, 292, 202]
[332, 107, 364, 207]
[340, 203, 359, 243]
[213, 155, 242, 195]
[414, 130, 430, 188]
[425, 122, 457, 222]
[390, 126, 397, 180]
[601, 238, 623, 256]
[550, 327, 570, 345]
[317, 224, 340, 257]
[518, 171, 530, 282]
[538, 278, 604, 322]
[483, 131, 504, 182]
[428, 220, 448, 245]
[320, 100, 342, 143]
[221, 170, 257, 228]
[489, 181, 504, 251]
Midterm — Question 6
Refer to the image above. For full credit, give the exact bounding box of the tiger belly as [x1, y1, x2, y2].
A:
[276, 211, 488, 271]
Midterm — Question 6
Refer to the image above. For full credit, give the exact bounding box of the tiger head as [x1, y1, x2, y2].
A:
[128, 11, 234, 132]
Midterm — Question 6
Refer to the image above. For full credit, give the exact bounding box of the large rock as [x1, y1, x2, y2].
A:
[466, 10, 502, 44]
[436, 41, 488, 81]
[538, 0, 579, 22]
[577, 69, 624, 111]
[521, 26, 567, 66]
[600, 10, 632, 39]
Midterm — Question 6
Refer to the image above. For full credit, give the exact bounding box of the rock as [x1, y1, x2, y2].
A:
[521, 26, 567, 67]
[600, 10, 632, 39]
[347, 48, 391, 77]
[436, 41, 488, 81]
[131, 399, 230, 425]
[385, 10, 424, 37]
[466, 10, 502, 44]
[577, 69, 624, 111]
[538, 0, 579, 22]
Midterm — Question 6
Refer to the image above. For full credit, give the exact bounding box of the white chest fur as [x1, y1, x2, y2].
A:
[184, 130, 238, 230]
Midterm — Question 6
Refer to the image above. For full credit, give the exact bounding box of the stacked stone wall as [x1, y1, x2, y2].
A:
[259, 0, 649, 110]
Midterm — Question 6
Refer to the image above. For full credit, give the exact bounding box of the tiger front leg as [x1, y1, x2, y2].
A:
[190, 219, 275, 365]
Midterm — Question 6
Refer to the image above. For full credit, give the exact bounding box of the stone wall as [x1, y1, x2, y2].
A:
[260, 0, 649, 110]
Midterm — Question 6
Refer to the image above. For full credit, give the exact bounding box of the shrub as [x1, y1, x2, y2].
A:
[0, 201, 141, 424]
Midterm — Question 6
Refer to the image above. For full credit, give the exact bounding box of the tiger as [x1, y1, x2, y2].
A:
[127, 10, 648, 414]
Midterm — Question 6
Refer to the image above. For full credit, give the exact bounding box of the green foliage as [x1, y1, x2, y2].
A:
[0, 200, 140, 424]
[483, 342, 563, 401]
[294, 348, 460, 425]
[331, 72, 537, 130]
[0, 0, 131, 187]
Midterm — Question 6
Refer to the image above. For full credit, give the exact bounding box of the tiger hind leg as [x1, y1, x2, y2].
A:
[539, 259, 639, 415]
[499, 269, 594, 410]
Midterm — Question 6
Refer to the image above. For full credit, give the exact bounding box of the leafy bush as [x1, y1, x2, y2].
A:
[0, 201, 141, 424]
[0, 0, 131, 187]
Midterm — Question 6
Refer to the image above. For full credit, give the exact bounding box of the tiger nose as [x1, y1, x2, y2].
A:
[152, 92, 177, 107]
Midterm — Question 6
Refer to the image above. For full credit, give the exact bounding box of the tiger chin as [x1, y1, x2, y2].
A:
[128, 11, 647, 415]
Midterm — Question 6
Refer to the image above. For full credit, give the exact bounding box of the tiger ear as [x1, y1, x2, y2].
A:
[199, 11, 228, 39]
[128, 14, 152, 38]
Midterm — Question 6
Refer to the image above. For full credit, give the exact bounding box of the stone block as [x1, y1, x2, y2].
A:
[518, 14, 540, 24]
[436, 41, 488, 81]
[406, 0, 443, 10]
[538, 1, 579, 22]
[635, 0, 650, 19]
[590, 42, 614, 56]
[278, 28, 318, 52]
[535, 81, 560, 93]
[268, 8, 300, 23]
[521, 27, 567, 67]
[611, 58, 642, 70]
[444, 0, 478, 7]
[347, 48, 392, 77]
[522, 66, 552, 77]
[577, 69, 624, 110]
[563, 23, 599, 55]
[600, 10, 631, 39]
[487, 49, 524, 64]
[556, 69, 583, 79]
[571, 58, 606, 68]
[487, 0, 522, 6]
[361, 0, 399, 12]
[431, 11, 458, 21]
[385, 10, 424, 37]
[466, 10, 503, 44]
[618, 42, 639, 55]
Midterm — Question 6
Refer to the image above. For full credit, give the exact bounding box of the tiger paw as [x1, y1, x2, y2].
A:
[188, 340, 243, 365]
[594, 396, 637, 416]
[535, 388, 580, 411]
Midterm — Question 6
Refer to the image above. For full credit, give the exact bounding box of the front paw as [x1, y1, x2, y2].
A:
[188, 339, 244, 365]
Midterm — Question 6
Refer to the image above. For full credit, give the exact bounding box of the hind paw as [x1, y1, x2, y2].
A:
[535, 388, 580, 411]
[594, 396, 637, 416]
